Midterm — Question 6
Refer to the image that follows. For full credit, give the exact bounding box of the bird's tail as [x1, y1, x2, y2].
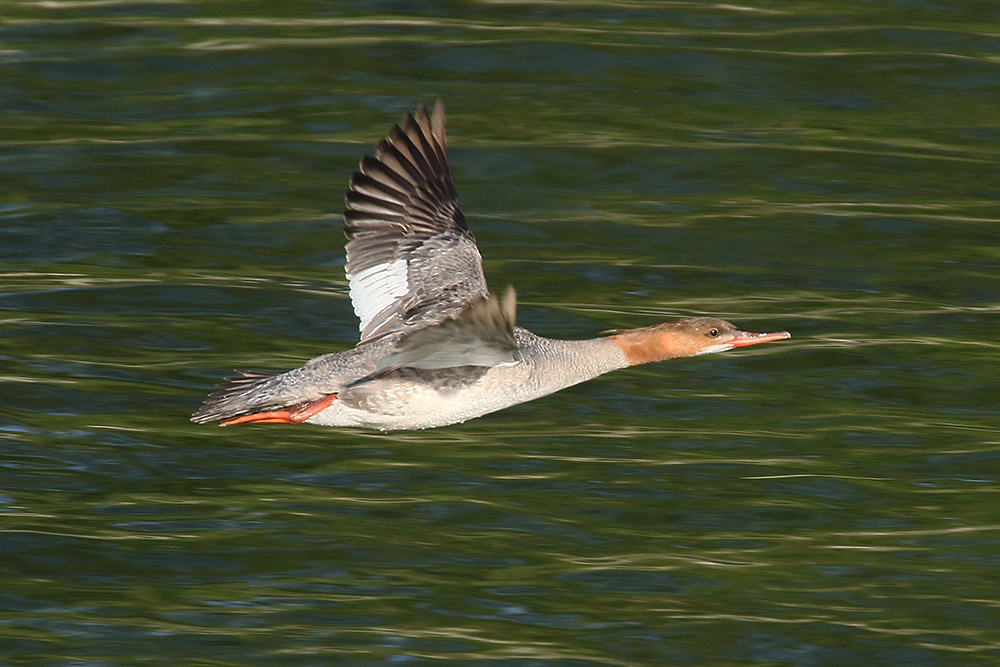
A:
[191, 370, 336, 426]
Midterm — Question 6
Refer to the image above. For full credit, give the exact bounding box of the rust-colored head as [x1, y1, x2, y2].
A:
[609, 317, 790, 366]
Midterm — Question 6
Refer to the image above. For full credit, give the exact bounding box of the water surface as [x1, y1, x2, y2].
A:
[2, 1, 1000, 664]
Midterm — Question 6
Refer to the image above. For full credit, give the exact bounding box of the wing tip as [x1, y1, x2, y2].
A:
[431, 99, 445, 146]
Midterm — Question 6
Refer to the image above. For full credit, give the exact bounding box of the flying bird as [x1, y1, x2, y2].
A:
[192, 101, 789, 431]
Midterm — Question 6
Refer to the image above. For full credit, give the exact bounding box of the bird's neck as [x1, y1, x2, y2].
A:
[607, 326, 692, 365]
[515, 329, 629, 386]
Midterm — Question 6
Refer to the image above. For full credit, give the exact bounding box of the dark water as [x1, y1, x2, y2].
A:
[3, 2, 1000, 664]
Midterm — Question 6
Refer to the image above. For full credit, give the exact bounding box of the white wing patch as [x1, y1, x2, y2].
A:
[348, 258, 408, 336]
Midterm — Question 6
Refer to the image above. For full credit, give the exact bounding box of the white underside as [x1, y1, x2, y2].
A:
[304, 365, 538, 430]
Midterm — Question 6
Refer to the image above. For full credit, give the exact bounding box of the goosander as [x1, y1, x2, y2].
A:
[192, 101, 790, 431]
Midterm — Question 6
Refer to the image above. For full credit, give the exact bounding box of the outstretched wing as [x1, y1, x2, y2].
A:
[344, 100, 489, 344]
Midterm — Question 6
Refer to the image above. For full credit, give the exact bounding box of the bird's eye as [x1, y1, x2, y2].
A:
[708, 328, 719, 337]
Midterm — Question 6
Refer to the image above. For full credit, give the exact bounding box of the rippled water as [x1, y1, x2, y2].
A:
[3, 1, 1000, 664]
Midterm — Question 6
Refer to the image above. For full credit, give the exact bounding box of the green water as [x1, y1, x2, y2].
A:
[2, 1, 999, 665]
